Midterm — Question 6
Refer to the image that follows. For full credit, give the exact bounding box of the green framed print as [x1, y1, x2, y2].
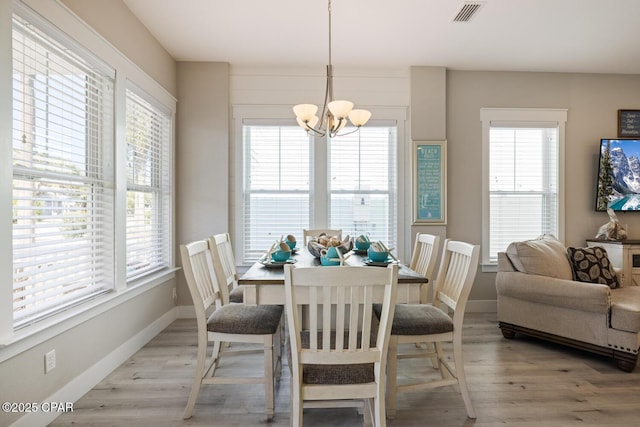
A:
[413, 140, 447, 224]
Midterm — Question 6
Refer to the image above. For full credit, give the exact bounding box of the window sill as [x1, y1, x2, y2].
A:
[0, 268, 178, 363]
[481, 263, 498, 273]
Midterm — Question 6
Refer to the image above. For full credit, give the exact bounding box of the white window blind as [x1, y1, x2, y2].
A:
[125, 88, 172, 280]
[243, 125, 311, 262]
[329, 126, 398, 249]
[12, 11, 115, 327]
[489, 126, 559, 261]
[481, 108, 567, 265]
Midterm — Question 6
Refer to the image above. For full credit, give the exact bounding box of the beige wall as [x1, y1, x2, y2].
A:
[445, 70, 640, 301]
[409, 67, 448, 273]
[60, 0, 177, 96]
[175, 62, 230, 305]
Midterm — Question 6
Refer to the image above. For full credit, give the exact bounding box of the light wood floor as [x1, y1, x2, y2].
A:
[50, 313, 640, 426]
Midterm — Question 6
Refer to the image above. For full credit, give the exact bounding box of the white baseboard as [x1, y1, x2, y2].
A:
[12, 308, 177, 427]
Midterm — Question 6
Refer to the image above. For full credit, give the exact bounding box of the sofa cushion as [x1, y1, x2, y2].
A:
[567, 246, 619, 289]
[610, 286, 640, 333]
[505, 234, 573, 280]
[496, 271, 610, 314]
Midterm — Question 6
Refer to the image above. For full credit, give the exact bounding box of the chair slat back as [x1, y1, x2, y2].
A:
[209, 233, 238, 305]
[302, 228, 342, 245]
[433, 240, 480, 315]
[410, 233, 441, 303]
[284, 264, 398, 366]
[410, 233, 440, 279]
[180, 240, 223, 323]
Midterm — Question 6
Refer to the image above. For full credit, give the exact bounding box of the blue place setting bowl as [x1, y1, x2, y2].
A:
[271, 250, 291, 262]
[320, 256, 340, 266]
[285, 234, 297, 250]
[367, 247, 389, 263]
[319, 246, 341, 266]
[355, 235, 371, 251]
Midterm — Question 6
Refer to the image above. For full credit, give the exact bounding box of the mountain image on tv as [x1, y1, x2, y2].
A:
[597, 139, 640, 211]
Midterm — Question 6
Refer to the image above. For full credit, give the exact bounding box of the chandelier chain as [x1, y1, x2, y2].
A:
[292, 0, 371, 137]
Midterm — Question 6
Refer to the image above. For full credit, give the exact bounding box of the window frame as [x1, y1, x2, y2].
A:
[125, 84, 173, 282]
[11, 7, 117, 328]
[241, 122, 313, 263]
[327, 125, 399, 250]
[480, 107, 567, 269]
[233, 106, 407, 266]
[0, 0, 176, 348]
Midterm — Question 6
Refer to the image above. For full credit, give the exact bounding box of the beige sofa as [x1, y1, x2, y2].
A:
[496, 235, 640, 372]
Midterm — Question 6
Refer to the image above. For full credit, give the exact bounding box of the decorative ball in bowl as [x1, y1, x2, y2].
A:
[307, 234, 353, 258]
[367, 247, 389, 262]
[285, 234, 297, 250]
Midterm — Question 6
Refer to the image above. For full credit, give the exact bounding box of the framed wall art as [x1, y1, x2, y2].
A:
[413, 140, 447, 224]
[618, 110, 640, 137]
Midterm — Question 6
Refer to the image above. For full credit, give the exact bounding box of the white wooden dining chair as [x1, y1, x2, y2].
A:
[180, 239, 283, 420]
[209, 233, 245, 304]
[376, 239, 480, 419]
[210, 232, 286, 350]
[302, 228, 342, 245]
[406, 233, 441, 367]
[409, 233, 441, 305]
[283, 263, 398, 427]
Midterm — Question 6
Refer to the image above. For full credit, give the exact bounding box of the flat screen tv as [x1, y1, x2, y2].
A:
[596, 138, 640, 211]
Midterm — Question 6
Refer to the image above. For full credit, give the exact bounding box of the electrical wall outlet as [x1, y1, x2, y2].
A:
[172, 287, 177, 300]
[44, 349, 56, 373]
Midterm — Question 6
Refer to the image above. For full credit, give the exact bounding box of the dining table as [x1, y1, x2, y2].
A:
[238, 247, 427, 305]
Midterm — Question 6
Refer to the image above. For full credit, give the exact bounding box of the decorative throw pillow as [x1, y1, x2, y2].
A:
[505, 234, 573, 280]
[566, 246, 619, 289]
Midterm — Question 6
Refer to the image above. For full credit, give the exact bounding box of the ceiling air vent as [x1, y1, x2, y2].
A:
[452, 1, 485, 22]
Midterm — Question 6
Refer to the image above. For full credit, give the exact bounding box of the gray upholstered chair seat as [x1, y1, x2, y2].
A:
[288, 330, 375, 385]
[229, 286, 244, 303]
[207, 304, 283, 335]
[374, 303, 453, 336]
[287, 330, 377, 384]
[303, 362, 374, 385]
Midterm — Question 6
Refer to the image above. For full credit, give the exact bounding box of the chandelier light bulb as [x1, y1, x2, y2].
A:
[327, 100, 354, 119]
[308, 115, 320, 128]
[293, 104, 319, 122]
[296, 115, 320, 130]
[348, 109, 372, 127]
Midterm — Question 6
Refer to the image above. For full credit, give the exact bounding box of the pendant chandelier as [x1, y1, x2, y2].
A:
[293, 0, 371, 138]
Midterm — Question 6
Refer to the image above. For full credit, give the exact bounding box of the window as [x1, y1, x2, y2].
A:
[243, 125, 311, 262]
[125, 88, 172, 281]
[7, 4, 175, 334]
[12, 11, 115, 327]
[329, 127, 397, 248]
[241, 121, 398, 264]
[481, 108, 567, 266]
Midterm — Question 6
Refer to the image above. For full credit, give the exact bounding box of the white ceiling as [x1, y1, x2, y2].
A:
[122, 0, 640, 74]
